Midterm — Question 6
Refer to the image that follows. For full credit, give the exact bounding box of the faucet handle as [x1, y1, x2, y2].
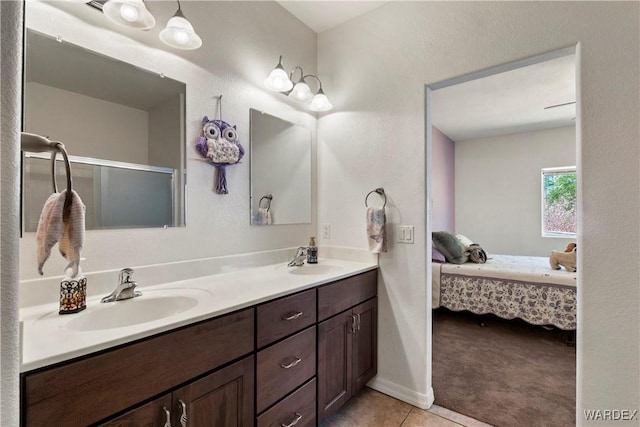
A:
[118, 267, 134, 284]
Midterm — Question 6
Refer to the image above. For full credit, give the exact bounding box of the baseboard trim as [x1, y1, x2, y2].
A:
[367, 377, 435, 410]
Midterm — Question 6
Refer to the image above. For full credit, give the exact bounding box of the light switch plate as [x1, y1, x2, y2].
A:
[397, 225, 414, 244]
[322, 223, 331, 239]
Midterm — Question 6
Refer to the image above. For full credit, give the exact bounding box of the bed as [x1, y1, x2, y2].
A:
[432, 254, 577, 330]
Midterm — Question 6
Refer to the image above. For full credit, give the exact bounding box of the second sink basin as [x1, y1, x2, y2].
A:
[65, 289, 210, 332]
[276, 262, 344, 276]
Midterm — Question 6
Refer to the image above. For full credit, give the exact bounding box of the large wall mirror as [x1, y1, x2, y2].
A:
[250, 109, 311, 225]
[22, 29, 186, 231]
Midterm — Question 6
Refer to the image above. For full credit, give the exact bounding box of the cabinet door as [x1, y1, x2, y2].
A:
[98, 395, 172, 427]
[317, 311, 353, 421]
[172, 355, 254, 427]
[352, 298, 377, 393]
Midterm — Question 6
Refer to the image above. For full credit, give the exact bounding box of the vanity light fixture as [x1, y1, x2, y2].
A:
[264, 56, 333, 112]
[102, 0, 156, 30]
[159, 0, 202, 50]
[96, 0, 201, 50]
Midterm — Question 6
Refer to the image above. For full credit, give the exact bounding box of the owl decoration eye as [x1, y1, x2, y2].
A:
[195, 115, 245, 195]
[204, 122, 221, 140]
[223, 127, 237, 143]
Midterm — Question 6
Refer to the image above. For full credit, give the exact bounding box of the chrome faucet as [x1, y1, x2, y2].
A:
[287, 247, 308, 267]
[101, 268, 142, 303]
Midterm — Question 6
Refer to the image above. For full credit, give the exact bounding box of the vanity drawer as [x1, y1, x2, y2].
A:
[257, 378, 316, 427]
[256, 326, 316, 413]
[318, 269, 377, 321]
[257, 289, 316, 348]
[22, 308, 254, 427]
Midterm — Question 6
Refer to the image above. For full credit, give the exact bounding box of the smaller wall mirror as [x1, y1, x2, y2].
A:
[22, 29, 186, 231]
[250, 109, 311, 225]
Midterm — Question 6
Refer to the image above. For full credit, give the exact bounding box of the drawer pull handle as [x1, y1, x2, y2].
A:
[281, 412, 303, 427]
[162, 406, 172, 427]
[356, 313, 361, 331]
[283, 311, 303, 321]
[178, 399, 188, 427]
[280, 357, 302, 369]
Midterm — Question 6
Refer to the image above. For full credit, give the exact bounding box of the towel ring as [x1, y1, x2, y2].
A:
[21, 133, 73, 209]
[259, 194, 273, 212]
[365, 188, 386, 208]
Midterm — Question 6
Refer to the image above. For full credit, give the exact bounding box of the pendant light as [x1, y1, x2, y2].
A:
[264, 56, 294, 92]
[102, 0, 156, 30]
[309, 87, 333, 112]
[159, 1, 202, 50]
[288, 68, 314, 102]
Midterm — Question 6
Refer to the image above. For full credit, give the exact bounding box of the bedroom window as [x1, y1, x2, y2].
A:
[542, 166, 577, 237]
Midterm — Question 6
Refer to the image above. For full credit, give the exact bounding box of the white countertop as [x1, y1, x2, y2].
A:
[20, 258, 377, 372]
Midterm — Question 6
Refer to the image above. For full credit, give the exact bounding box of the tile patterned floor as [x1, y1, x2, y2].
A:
[320, 388, 493, 427]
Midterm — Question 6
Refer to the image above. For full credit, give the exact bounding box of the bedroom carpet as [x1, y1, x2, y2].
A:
[432, 308, 576, 427]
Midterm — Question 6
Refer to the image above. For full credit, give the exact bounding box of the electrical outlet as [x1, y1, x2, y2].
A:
[397, 225, 414, 244]
[322, 223, 331, 239]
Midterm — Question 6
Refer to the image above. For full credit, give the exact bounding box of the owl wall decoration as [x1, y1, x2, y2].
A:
[196, 116, 244, 194]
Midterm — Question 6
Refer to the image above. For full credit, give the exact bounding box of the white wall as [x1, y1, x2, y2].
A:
[24, 82, 150, 164]
[317, 2, 639, 424]
[455, 126, 576, 256]
[20, 0, 318, 280]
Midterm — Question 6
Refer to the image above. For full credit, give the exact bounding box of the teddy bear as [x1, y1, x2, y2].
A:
[549, 243, 577, 272]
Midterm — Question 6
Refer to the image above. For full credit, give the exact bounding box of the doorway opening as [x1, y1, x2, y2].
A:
[425, 46, 579, 427]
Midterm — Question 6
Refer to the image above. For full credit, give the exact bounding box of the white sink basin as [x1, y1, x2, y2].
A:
[276, 262, 344, 276]
[64, 289, 209, 332]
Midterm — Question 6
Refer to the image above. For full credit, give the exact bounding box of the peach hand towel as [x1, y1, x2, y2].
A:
[366, 207, 387, 253]
[59, 190, 85, 278]
[36, 190, 85, 277]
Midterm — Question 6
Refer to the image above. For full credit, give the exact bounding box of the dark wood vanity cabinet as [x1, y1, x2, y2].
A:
[99, 356, 254, 427]
[21, 308, 254, 427]
[317, 270, 378, 421]
[21, 268, 377, 427]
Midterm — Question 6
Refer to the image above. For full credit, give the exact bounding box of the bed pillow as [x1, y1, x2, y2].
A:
[432, 244, 446, 263]
[432, 231, 468, 264]
[456, 234, 474, 248]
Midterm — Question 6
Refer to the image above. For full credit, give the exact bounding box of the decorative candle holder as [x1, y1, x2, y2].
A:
[59, 276, 87, 314]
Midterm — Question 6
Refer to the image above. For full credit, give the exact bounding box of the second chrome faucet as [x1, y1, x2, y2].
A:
[101, 268, 142, 303]
[287, 247, 308, 267]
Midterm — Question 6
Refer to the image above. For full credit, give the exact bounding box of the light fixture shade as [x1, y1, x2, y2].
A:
[289, 80, 314, 102]
[102, 0, 156, 30]
[264, 57, 293, 92]
[160, 15, 202, 49]
[309, 88, 333, 112]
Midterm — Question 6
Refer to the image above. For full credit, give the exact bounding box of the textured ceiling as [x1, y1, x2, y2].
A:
[432, 54, 576, 141]
[276, 1, 388, 33]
